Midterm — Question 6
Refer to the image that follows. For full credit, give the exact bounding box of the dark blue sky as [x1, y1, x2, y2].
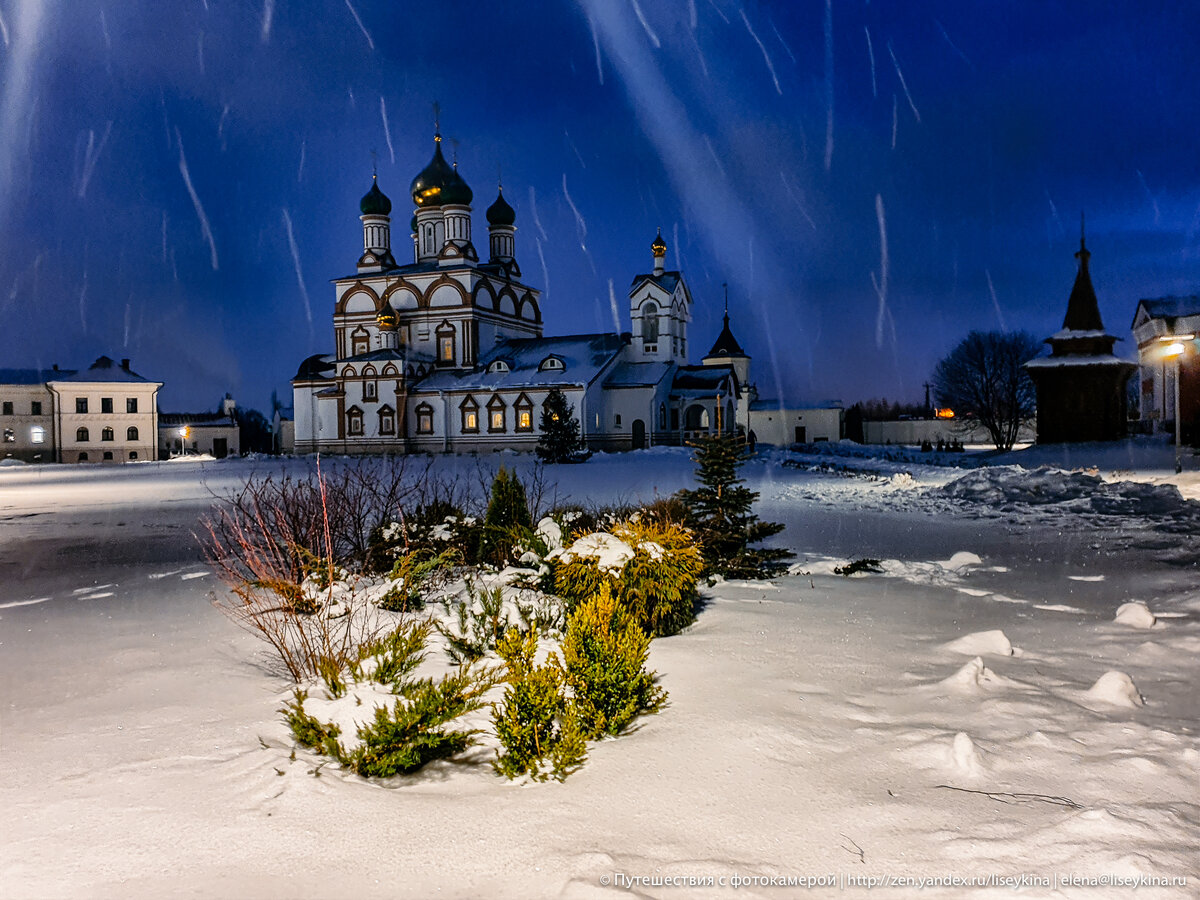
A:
[1, 1, 1198, 412]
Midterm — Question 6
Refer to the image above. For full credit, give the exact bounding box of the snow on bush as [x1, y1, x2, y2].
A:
[1114, 602, 1157, 629]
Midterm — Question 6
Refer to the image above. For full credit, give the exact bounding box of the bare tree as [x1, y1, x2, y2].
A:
[932, 330, 1042, 451]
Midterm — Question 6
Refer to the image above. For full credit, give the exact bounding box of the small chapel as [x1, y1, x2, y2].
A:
[292, 131, 753, 455]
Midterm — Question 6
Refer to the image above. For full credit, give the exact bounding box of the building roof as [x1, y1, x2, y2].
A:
[360, 176, 392, 216]
[671, 365, 737, 393]
[47, 356, 156, 384]
[414, 333, 627, 393]
[294, 354, 337, 381]
[1061, 238, 1106, 332]
[704, 312, 747, 358]
[342, 347, 436, 366]
[751, 398, 844, 411]
[0, 368, 74, 385]
[629, 271, 681, 293]
[1024, 355, 1136, 369]
[602, 361, 673, 389]
[159, 412, 238, 427]
[1135, 295, 1200, 320]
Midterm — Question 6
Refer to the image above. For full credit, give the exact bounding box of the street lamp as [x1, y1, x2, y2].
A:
[1159, 334, 1194, 474]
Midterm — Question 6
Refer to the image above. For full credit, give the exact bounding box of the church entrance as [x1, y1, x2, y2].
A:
[631, 419, 646, 450]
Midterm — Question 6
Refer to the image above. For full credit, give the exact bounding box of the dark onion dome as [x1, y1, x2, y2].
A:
[486, 188, 515, 226]
[410, 135, 473, 207]
[360, 176, 392, 216]
[651, 229, 667, 254]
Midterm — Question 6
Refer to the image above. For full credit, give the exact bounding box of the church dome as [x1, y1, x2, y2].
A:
[486, 188, 515, 226]
[411, 136, 472, 207]
[360, 177, 392, 216]
[651, 230, 667, 255]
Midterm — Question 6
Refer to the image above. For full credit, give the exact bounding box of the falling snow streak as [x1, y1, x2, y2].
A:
[587, 13, 604, 85]
[297, 140, 306, 182]
[0, 0, 46, 215]
[702, 135, 726, 180]
[161, 212, 168, 263]
[75, 121, 113, 199]
[607, 278, 621, 333]
[985, 268, 1007, 331]
[123, 301, 131, 348]
[216, 104, 230, 149]
[562, 173, 588, 251]
[78, 274, 88, 332]
[935, 19, 974, 71]
[688, 28, 710, 80]
[1137, 169, 1161, 224]
[672, 222, 681, 271]
[344, 0, 374, 51]
[528, 186, 549, 243]
[823, 0, 833, 171]
[630, 0, 661, 48]
[873, 193, 889, 349]
[534, 237, 550, 300]
[0, 7, 9, 46]
[741, 9, 782, 96]
[260, 0, 274, 43]
[770, 19, 797, 65]
[779, 171, 816, 231]
[176, 128, 219, 270]
[705, 0, 729, 26]
[282, 208, 313, 331]
[688, 0, 697, 30]
[380, 97, 396, 164]
[888, 40, 921, 123]
[564, 129, 586, 168]
[98, 7, 112, 74]
[891, 93, 898, 149]
[1045, 190, 1064, 238]
[864, 26, 877, 99]
[197, 31, 205, 76]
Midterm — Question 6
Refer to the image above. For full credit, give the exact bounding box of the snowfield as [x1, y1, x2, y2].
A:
[1, 442, 1198, 899]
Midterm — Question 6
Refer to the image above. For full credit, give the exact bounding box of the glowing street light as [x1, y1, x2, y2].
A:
[1159, 334, 1193, 474]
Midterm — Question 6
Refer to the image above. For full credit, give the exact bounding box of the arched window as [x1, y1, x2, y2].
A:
[101, 427, 114, 442]
[460, 396, 480, 433]
[129, 451, 138, 460]
[364, 380, 378, 401]
[378, 405, 395, 435]
[102, 451, 114, 461]
[538, 356, 565, 372]
[658, 403, 667, 430]
[641, 302, 659, 345]
[346, 406, 364, 436]
[487, 360, 510, 374]
[76, 427, 89, 442]
[487, 395, 507, 432]
[126, 426, 139, 441]
[350, 327, 370, 356]
[515, 394, 534, 432]
[684, 404, 708, 431]
[78, 452, 88, 461]
[436, 322, 456, 365]
[415, 403, 434, 434]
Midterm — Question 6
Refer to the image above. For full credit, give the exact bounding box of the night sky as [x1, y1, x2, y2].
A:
[2, 1, 1198, 414]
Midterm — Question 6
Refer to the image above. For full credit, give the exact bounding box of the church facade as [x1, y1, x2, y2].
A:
[293, 132, 751, 455]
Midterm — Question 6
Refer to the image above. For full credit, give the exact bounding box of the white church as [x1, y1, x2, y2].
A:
[292, 131, 754, 455]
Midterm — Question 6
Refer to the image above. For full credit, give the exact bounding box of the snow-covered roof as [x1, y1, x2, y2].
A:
[751, 398, 844, 411]
[0, 368, 73, 385]
[342, 347, 435, 365]
[1024, 354, 1136, 368]
[293, 354, 336, 381]
[1047, 328, 1122, 342]
[629, 271, 681, 293]
[1134, 295, 1200, 320]
[47, 356, 156, 384]
[414, 333, 626, 392]
[159, 413, 237, 427]
[602, 361, 673, 389]
[671, 366, 736, 394]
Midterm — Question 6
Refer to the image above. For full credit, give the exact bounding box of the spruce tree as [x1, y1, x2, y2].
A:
[478, 466, 533, 566]
[678, 431, 792, 578]
[536, 388, 587, 463]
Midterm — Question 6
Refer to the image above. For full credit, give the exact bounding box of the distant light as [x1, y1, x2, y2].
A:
[1162, 342, 1186, 358]
[178, 427, 189, 438]
[934, 408, 955, 419]
[30, 426, 45, 444]
[1158, 333, 1195, 342]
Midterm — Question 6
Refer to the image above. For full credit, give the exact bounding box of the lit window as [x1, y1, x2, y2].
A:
[518, 410, 532, 431]
[465, 411, 478, 431]
[487, 395, 507, 432]
[126, 398, 138, 413]
[127, 426, 139, 441]
[416, 404, 434, 434]
[30, 426, 45, 444]
[439, 335, 455, 363]
[101, 398, 113, 414]
[3, 429, 12, 442]
[490, 410, 505, 431]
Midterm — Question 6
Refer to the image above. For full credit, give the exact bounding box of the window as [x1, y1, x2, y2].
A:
[129, 451, 138, 460]
[3, 429, 12, 442]
[103, 451, 113, 461]
[127, 426, 139, 441]
[101, 397, 113, 414]
[101, 427, 114, 441]
[364, 380, 378, 401]
[487, 395, 507, 432]
[460, 397, 480, 433]
[76, 427, 89, 442]
[487, 360, 510, 374]
[642, 302, 659, 346]
[346, 407, 364, 436]
[78, 452, 88, 462]
[378, 406, 395, 435]
[538, 356, 565, 372]
[515, 394, 534, 432]
[1, 402, 11, 416]
[437, 330, 456, 364]
[658, 404, 667, 430]
[30, 426, 45, 444]
[31, 401, 42, 416]
[351, 328, 370, 355]
[76, 398, 88, 414]
[415, 403, 434, 434]
[126, 398, 138, 413]
[614, 414, 622, 427]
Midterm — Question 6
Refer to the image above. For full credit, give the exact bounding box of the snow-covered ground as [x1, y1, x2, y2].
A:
[2, 443, 1198, 899]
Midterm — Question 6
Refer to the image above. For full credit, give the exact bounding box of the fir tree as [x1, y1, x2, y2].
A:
[536, 388, 587, 463]
[678, 431, 793, 578]
[478, 466, 533, 566]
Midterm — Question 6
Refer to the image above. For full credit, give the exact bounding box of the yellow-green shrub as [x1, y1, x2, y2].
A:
[561, 585, 666, 738]
[552, 518, 703, 637]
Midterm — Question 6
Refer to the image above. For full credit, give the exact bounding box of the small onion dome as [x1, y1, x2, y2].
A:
[486, 188, 515, 226]
[360, 176, 392, 216]
[651, 229, 667, 255]
[377, 310, 398, 330]
[411, 135, 473, 207]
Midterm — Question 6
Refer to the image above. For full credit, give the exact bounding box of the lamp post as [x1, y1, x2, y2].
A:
[1159, 334, 1193, 474]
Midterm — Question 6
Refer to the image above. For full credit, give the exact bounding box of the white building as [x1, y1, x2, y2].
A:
[293, 132, 746, 455]
[1131, 296, 1199, 435]
[1, 357, 161, 463]
[750, 400, 844, 446]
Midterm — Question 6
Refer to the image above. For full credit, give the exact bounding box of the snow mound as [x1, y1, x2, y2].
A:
[939, 466, 1196, 517]
[950, 732, 987, 778]
[938, 551, 982, 571]
[889, 471, 916, 488]
[1084, 671, 1144, 708]
[943, 629, 1014, 656]
[1114, 602, 1157, 629]
[938, 656, 1014, 693]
